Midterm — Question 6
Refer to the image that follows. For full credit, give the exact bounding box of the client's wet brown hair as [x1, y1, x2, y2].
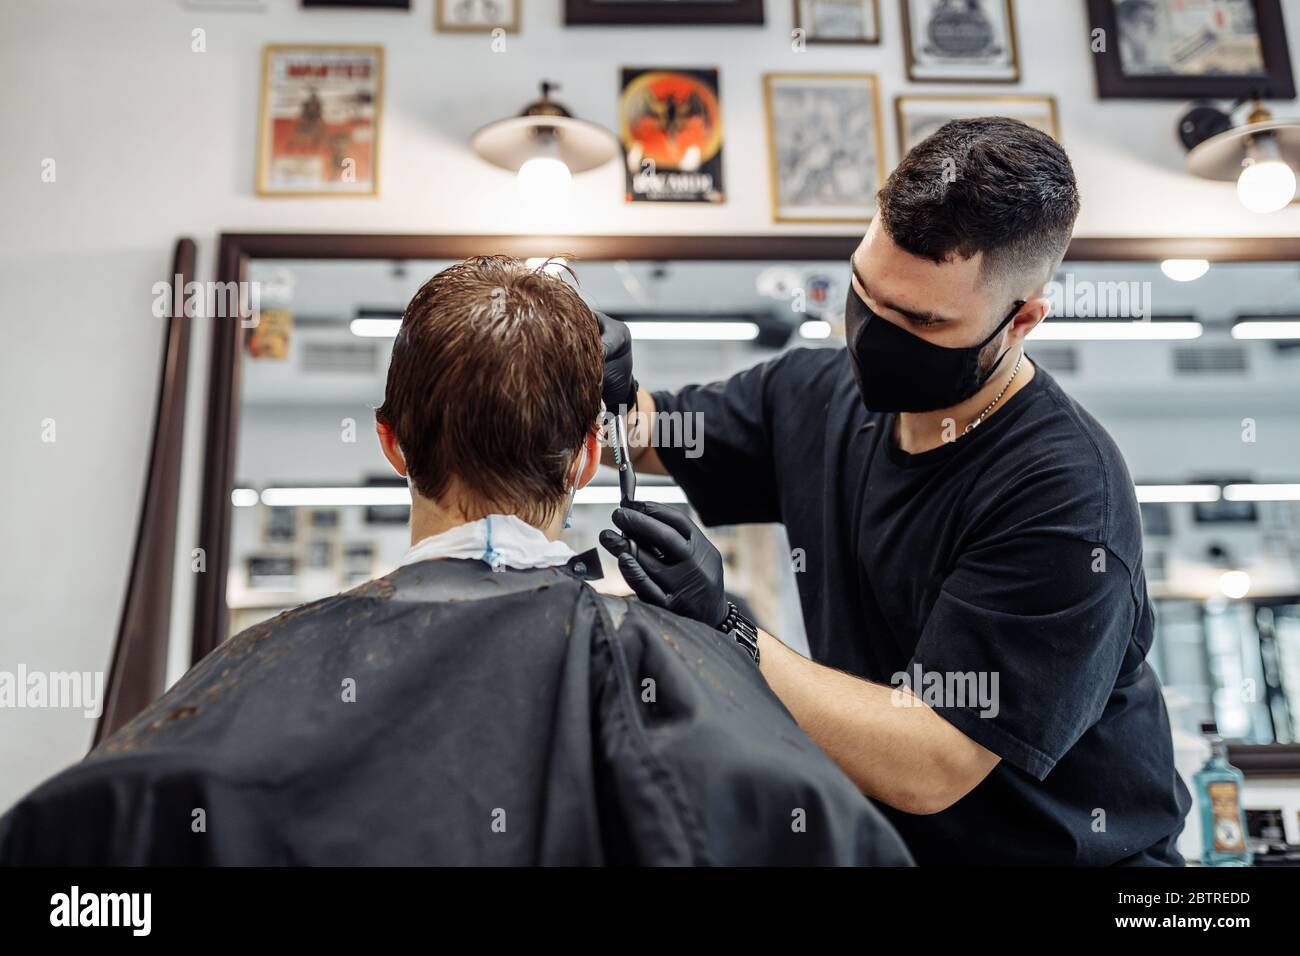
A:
[376, 255, 603, 526]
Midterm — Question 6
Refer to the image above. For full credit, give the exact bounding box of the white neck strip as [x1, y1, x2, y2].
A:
[397, 514, 576, 572]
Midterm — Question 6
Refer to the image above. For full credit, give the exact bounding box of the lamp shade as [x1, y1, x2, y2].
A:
[470, 82, 619, 175]
[1186, 116, 1300, 183]
[471, 113, 619, 174]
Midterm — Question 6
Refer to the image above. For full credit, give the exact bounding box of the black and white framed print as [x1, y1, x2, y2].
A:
[764, 72, 886, 223]
[901, 0, 1020, 83]
[794, 0, 881, 43]
[566, 0, 765, 25]
[436, 0, 520, 32]
[302, 0, 409, 8]
[896, 93, 1059, 157]
[1086, 0, 1295, 100]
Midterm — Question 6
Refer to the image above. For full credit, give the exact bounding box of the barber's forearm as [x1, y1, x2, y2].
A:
[627, 388, 666, 473]
[756, 630, 998, 815]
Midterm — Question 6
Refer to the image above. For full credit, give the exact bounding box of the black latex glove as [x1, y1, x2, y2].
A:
[597, 312, 638, 414]
[599, 501, 729, 629]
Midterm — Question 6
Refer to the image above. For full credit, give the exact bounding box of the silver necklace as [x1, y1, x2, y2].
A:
[963, 351, 1024, 435]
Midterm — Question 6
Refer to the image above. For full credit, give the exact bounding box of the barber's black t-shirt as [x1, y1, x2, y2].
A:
[654, 348, 1192, 866]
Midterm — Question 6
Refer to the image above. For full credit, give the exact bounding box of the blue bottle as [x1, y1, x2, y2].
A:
[1193, 721, 1252, 866]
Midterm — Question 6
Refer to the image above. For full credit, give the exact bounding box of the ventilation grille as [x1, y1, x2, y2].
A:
[1026, 346, 1079, 375]
[1172, 345, 1248, 375]
[301, 340, 379, 375]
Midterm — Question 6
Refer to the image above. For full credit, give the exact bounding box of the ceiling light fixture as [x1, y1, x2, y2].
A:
[1180, 100, 1300, 214]
[1029, 320, 1203, 341]
[1219, 569, 1252, 600]
[1160, 259, 1211, 282]
[624, 321, 760, 341]
[1223, 483, 1300, 502]
[1134, 484, 1222, 504]
[350, 318, 402, 338]
[471, 81, 619, 202]
[798, 320, 833, 340]
[236, 485, 689, 508]
[1231, 318, 1300, 340]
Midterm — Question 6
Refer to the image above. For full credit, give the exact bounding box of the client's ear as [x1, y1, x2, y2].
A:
[576, 427, 601, 490]
[375, 420, 408, 478]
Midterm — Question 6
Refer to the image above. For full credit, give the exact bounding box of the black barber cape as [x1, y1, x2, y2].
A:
[655, 349, 1191, 866]
[0, 557, 911, 866]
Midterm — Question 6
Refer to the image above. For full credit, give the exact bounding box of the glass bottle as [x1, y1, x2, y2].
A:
[1193, 721, 1252, 866]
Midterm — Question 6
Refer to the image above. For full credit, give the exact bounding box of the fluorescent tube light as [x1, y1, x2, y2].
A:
[1224, 483, 1300, 502]
[1134, 484, 1222, 503]
[1231, 320, 1300, 340]
[1030, 321, 1202, 341]
[350, 318, 402, 338]
[625, 321, 759, 341]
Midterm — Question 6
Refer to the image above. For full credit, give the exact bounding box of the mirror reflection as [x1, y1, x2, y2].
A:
[232, 256, 1300, 746]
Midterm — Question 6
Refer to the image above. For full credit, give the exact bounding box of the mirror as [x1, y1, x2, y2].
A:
[199, 237, 1300, 753]
[230, 256, 851, 656]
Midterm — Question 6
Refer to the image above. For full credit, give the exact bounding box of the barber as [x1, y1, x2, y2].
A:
[596, 119, 1190, 866]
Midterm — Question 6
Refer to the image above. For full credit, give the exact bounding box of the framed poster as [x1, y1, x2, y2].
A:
[255, 45, 383, 196]
[342, 543, 377, 587]
[303, 538, 337, 571]
[764, 72, 885, 223]
[895, 94, 1059, 157]
[901, 0, 1020, 82]
[302, 1, 408, 7]
[567, 0, 764, 24]
[262, 506, 299, 545]
[1086, 0, 1295, 100]
[182, 0, 267, 9]
[794, 0, 881, 43]
[246, 307, 292, 359]
[308, 508, 341, 530]
[436, 0, 520, 32]
[620, 68, 725, 203]
[246, 555, 297, 590]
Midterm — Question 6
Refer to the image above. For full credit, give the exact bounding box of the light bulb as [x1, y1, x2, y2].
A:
[1160, 258, 1210, 282]
[1237, 157, 1297, 213]
[1219, 570, 1251, 600]
[517, 157, 572, 199]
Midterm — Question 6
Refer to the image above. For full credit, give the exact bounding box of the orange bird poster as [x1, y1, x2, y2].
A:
[619, 68, 724, 203]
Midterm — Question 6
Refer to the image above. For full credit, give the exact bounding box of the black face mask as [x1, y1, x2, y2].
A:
[845, 281, 1024, 414]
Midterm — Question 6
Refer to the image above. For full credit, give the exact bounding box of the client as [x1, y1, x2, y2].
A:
[0, 257, 910, 866]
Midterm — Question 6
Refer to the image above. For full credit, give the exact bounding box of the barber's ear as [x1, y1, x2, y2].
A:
[576, 427, 601, 490]
[1010, 297, 1051, 342]
[375, 420, 407, 478]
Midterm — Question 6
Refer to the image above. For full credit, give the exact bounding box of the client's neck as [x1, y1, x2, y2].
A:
[408, 493, 564, 546]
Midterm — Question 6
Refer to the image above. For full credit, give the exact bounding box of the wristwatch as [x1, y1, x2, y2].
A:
[718, 602, 760, 666]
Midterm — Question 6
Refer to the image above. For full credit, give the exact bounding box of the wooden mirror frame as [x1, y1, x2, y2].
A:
[95, 237, 195, 744]
[190, 232, 1300, 775]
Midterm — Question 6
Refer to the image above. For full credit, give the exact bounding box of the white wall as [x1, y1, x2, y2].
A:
[4, 0, 1300, 810]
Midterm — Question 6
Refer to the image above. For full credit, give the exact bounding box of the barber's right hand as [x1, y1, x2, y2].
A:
[599, 501, 729, 629]
[597, 312, 637, 415]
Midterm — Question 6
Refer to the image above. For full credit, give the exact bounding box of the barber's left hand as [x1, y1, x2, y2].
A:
[599, 501, 729, 629]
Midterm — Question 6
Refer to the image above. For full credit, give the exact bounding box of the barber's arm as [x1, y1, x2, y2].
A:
[753, 630, 1000, 814]
[599, 502, 999, 815]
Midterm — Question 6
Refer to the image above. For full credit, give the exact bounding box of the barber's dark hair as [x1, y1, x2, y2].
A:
[375, 255, 602, 526]
[877, 117, 1080, 291]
